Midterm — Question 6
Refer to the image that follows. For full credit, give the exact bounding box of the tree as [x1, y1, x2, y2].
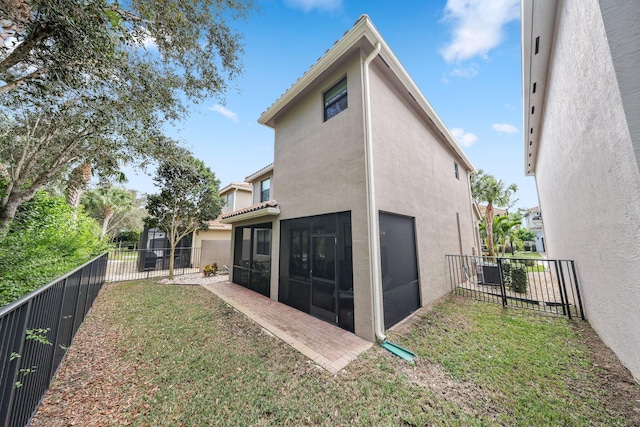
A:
[145, 154, 222, 279]
[81, 186, 135, 240]
[470, 170, 518, 257]
[493, 213, 522, 256]
[0, 0, 254, 230]
[516, 227, 536, 244]
[1, 0, 253, 96]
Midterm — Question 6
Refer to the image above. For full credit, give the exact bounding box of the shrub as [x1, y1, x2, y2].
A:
[501, 261, 528, 294]
[203, 263, 219, 276]
[0, 192, 109, 306]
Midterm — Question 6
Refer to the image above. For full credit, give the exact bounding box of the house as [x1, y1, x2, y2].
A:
[521, 206, 544, 252]
[222, 15, 478, 342]
[193, 182, 253, 268]
[522, 0, 640, 381]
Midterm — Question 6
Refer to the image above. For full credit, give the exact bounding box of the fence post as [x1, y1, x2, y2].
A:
[570, 261, 585, 320]
[556, 262, 572, 319]
[496, 258, 508, 308]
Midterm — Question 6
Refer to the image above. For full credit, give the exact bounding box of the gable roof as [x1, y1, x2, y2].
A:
[245, 163, 274, 182]
[257, 15, 474, 172]
[219, 182, 252, 195]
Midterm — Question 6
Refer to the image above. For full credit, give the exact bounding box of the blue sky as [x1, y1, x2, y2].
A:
[125, 0, 537, 210]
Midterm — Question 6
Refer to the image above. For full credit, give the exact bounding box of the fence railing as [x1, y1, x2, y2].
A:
[446, 255, 584, 320]
[105, 247, 202, 282]
[0, 253, 108, 427]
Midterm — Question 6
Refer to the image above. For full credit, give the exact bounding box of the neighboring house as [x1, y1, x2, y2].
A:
[522, 206, 544, 252]
[221, 15, 478, 343]
[522, 0, 640, 381]
[194, 182, 253, 267]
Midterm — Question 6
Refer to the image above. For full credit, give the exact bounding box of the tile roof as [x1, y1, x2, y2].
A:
[205, 215, 232, 230]
[221, 200, 279, 220]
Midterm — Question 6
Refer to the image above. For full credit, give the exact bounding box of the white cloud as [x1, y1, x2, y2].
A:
[493, 122, 518, 134]
[451, 128, 478, 147]
[208, 104, 239, 123]
[440, 0, 520, 63]
[284, 0, 342, 12]
[449, 64, 478, 79]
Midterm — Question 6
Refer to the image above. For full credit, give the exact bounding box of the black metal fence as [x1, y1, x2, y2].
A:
[446, 255, 584, 320]
[105, 247, 203, 282]
[0, 253, 108, 427]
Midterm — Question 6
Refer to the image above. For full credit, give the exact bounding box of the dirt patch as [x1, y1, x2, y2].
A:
[30, 284, 147, 426]
[571, 322, 640, 425]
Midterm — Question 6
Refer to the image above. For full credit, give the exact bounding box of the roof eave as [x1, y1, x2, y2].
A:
[522, 0, 559, 177]
[220, 207, 281, 224]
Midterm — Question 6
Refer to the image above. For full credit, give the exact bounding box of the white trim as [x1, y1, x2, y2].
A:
[245, 164, 274, 182]
[220, 207, 281, 224]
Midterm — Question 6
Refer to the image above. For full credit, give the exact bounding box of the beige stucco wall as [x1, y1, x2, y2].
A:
[193, 229, 232, 267]
[534, 0, 640, 381]
[273, 51, 375, 341]
[221, 188, 253, 215]
[369, 61, 477, 307]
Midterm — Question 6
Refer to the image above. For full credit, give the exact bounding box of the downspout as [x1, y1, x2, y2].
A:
[363, 41, 386, 342]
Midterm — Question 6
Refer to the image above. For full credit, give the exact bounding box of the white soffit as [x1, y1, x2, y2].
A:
[522, 0, 559, 176]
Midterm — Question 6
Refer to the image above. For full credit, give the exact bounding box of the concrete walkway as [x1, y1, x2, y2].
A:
[201, 281, 373, 375]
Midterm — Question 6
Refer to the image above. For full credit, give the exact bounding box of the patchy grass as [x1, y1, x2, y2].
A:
[33, 280, 640, 426]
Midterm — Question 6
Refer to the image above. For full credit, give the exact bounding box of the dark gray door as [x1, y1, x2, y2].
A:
[310, 234, 337, 323]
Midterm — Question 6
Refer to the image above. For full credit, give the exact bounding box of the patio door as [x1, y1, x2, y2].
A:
[310, 234, 337, 323]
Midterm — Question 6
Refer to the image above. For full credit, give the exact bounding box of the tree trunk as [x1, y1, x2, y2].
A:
[168, 244, 175, 279]
[101, 206, 114, 241]
[486, 203, 495, 257]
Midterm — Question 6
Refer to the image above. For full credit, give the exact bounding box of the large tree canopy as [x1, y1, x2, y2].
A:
[1, 0, 253, 99]
[0, 0, 254, 229]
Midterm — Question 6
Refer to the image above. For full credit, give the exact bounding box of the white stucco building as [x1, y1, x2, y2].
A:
[522, 0, 640, 382]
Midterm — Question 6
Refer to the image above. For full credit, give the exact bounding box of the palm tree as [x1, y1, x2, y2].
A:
[66, 161, 92, 214]
[81, 187, 134, 240]
[493, 214, 522, 256]
[471, 170, 518, 257]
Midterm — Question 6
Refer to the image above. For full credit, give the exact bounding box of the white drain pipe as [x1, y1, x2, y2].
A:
[363, 41, 386, 342]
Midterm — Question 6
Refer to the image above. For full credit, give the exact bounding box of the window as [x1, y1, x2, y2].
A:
[454, 162, 459, 179]
[324, 77, 347, 121]
[260, 178, 271, 202]
[226, 192, 234, 208]
[256, 229, 271, 255]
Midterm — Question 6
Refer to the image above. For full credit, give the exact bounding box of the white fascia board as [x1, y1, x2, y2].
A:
[245, 164, 274, 183]
[219, 207, 281, 224]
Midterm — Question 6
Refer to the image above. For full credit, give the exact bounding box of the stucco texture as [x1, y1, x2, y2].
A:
[534, 0, 640, 381]
[369, 61, 477, 306]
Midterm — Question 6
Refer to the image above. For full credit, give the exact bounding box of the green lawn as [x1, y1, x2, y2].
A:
[36, 280, 639, 426]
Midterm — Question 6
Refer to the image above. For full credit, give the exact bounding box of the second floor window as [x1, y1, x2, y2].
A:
[260, 178, 271, 202]
[226, 193, 234, 207]
[324, 77, 347, 121]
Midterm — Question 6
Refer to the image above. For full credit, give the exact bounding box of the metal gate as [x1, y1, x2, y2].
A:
[446, 255, 585, 320]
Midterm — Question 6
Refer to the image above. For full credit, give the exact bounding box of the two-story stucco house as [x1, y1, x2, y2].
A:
[522, 0, 640, 381]
[222, 15, 478, 342]
[522, 206, 544, 252]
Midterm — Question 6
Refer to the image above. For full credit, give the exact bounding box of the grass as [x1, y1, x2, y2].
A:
[497, 251, 543, 259]
[39, 280, 637, 426]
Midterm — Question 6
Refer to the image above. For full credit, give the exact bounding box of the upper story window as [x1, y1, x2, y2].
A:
[226, 192, 234, 208]
[260, 178, 271, 202]
[324, 77, 347, 121]
[454, 162, 459, 180]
